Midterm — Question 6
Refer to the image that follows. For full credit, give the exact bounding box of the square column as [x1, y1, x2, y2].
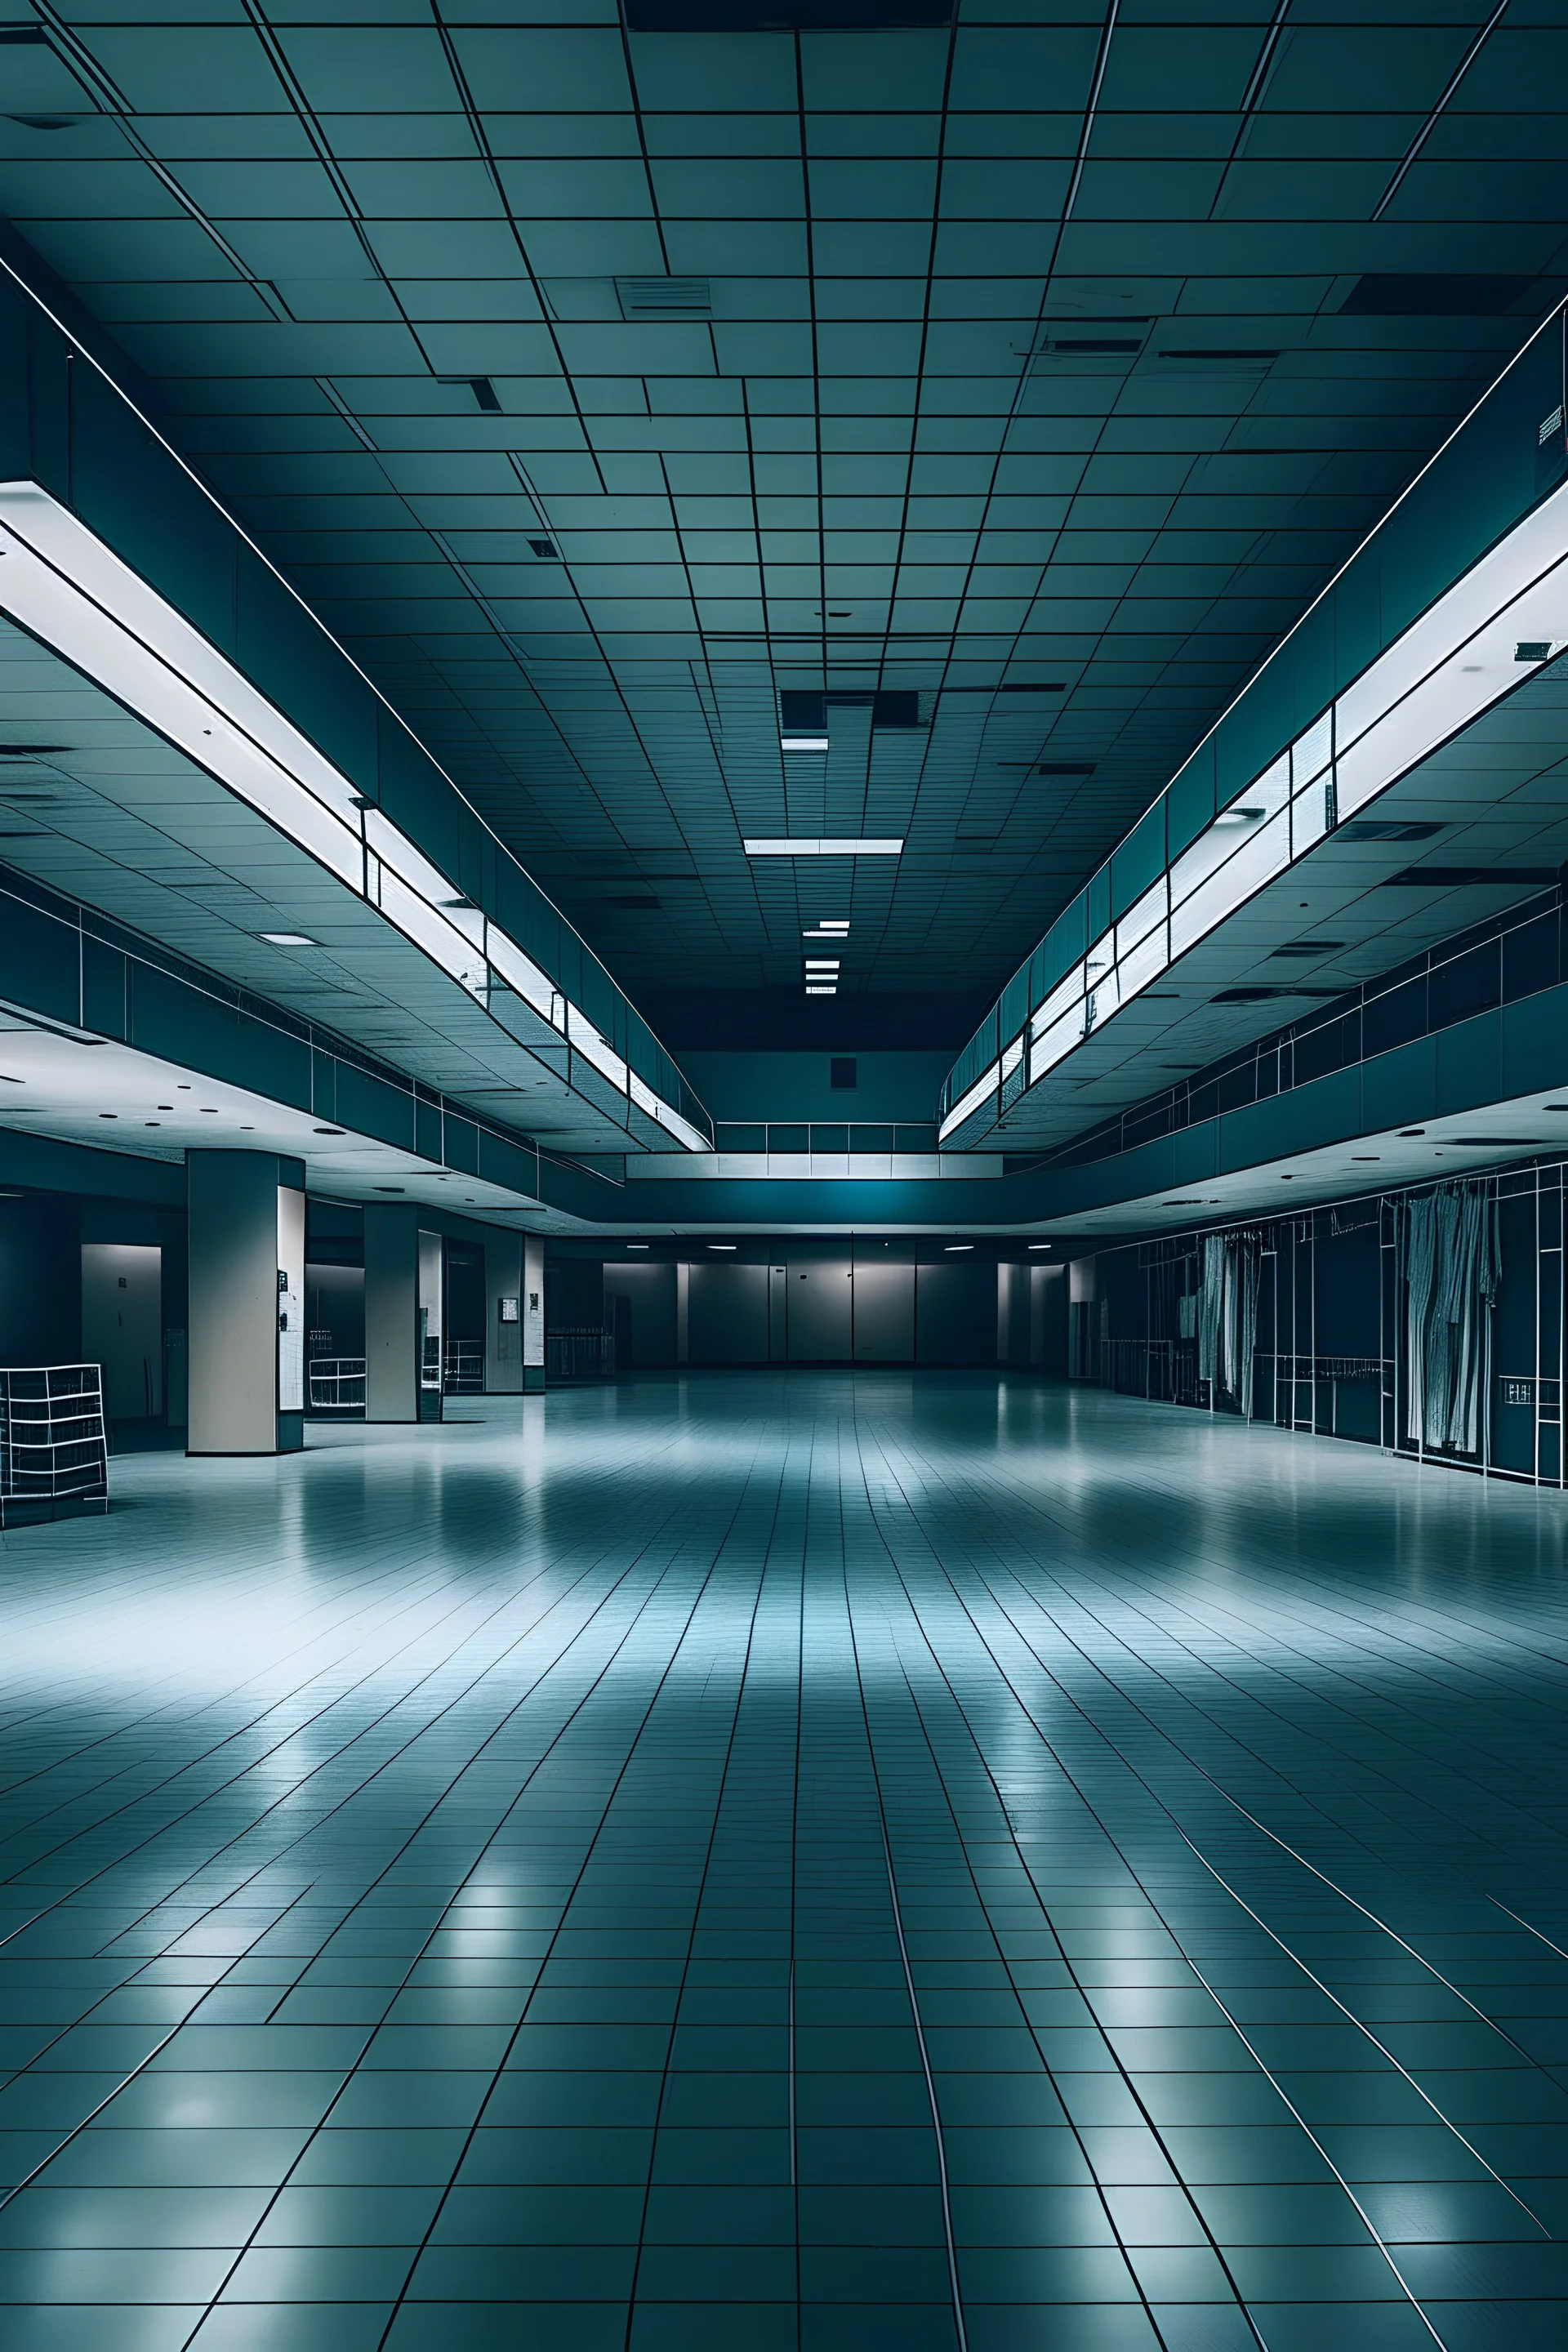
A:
[186, 1150, 305, 1456]
[485, 1232, 523, 1395]
[365, 1205, 445, 1423]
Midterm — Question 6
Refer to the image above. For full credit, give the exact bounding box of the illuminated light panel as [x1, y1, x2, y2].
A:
[938, 1062, 1000, 1143]
[0, 482, 707, 1154]
[745, 838, 903, 856]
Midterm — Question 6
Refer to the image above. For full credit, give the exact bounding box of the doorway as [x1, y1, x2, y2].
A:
[81, 1243, 163, 1420]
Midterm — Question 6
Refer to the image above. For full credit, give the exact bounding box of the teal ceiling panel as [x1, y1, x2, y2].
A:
[0, 0, 1556, 1051]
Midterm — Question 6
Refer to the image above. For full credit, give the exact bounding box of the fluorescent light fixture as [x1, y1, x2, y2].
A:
[0, 482, 709, 1156]
[944, 1242, 973, 1252]
[745, 838, 903, 856]
[626, 1241, 648, 1249]
[818, 919, 849, 930]
[805, 984, 837, 996]
[1028, 1242, 1053, 1250]
[803, 923, 849, 938]
[708, 1242, 736, 1250]
[938, 1062, 999, 1143]
[804, 960, 840, 973]
[780, 735, 830, 751]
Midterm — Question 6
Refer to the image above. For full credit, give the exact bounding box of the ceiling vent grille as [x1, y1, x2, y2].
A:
[1153, 347, 1279, 377]
[1021, 325, 1147, 368]
[616, 277, 711, 319]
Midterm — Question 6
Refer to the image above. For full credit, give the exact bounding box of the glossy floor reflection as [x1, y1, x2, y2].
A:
[1, 1372, 1567, 2351]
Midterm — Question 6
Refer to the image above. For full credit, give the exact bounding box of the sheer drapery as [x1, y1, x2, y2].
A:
[1198, 1230, 1263, 1417]
[1401, 1181, 1500, 1453]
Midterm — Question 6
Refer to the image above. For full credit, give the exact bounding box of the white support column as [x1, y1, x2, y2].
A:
[186, 1149, 305, 1455]
[364, 1202, 418, 1423]
[523, 1233, 545, 1392]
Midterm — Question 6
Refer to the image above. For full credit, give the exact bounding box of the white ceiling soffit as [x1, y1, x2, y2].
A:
[0, 484, 706, 1156]
[942, 482, 1568, 1148]
[0, 1013, 599, 1229]
[1032, 1094, 1568, 1242]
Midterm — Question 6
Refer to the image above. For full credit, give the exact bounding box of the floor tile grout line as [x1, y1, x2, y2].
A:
[835, 1453, 969, 2352]
[620, 1444, 781, 2351]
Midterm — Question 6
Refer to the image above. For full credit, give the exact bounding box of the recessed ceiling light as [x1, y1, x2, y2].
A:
[1027, 1242, 1052, 1250]
[708, 1242, 735, 1250]
[945, 1242, 973, 1251]
[746, 838, 902, 856]
[805, 985, 837, 996]
[259, 932, 315, 946]
[780, 736, 829, 751]
[627, 1242, 648, 1249]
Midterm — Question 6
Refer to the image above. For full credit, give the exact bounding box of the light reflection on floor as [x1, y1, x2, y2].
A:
[0, 1370, 1564, 2351]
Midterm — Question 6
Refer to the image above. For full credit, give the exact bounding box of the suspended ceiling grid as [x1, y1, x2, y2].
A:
[1, 6, 1566, 1018]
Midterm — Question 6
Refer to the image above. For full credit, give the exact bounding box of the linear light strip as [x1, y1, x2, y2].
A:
[0, 482, 707, 1154]
[745, 837, 904, 856]
[941, 479, 1568, 1146]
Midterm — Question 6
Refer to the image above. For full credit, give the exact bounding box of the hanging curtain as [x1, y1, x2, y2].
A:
[1403, 1189, 1437, 1444]
[1197, 1229, 1262, 1416]
[1198, 1234, 1224, 1387]
[1401, 1180, 1500, 1454]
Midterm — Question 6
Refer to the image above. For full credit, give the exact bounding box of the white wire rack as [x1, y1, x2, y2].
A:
[0, 1365, 109, 1523]
[308, 1357, 366, 1412]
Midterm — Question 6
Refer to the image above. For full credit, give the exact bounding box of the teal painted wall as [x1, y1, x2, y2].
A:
[678, 1050, 950, 1125]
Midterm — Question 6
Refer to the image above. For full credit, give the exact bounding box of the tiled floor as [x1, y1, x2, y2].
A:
[2, 1372, 1567, 2350]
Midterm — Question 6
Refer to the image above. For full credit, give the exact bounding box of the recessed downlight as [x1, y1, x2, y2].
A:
[259, 931, 316, 946]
